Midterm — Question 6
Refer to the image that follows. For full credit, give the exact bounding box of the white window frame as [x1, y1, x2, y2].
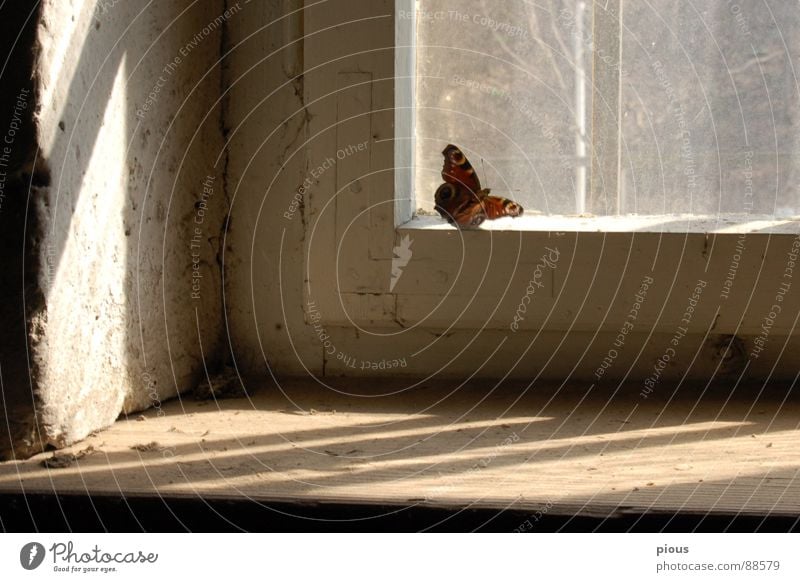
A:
[303, 0, 800, 341]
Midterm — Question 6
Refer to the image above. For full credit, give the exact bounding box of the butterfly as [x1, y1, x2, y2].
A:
[434, 144, 524, 228]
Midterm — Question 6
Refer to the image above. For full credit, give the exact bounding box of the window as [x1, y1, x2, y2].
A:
[413, 0, 800, 222]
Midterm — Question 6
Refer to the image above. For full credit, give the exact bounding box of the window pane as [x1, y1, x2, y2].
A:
[621, 1, 800, 217]
[414, 0, 593, 216]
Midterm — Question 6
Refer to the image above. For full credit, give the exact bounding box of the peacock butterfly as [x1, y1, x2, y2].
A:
[434, 144, 524, 228]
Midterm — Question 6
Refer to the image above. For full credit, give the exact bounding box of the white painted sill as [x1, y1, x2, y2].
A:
[399, 213, 800, 234]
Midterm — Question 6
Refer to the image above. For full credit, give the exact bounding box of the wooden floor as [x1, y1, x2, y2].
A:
[1, 379, 799, 520]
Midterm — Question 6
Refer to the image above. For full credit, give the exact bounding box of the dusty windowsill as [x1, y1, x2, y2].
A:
[1, 379, 798, 518]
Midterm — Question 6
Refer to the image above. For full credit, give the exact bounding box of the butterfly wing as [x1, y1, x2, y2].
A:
[441, 144, 482, 195]
[434, 182, 486, 227]
[480, 195, 524, 220]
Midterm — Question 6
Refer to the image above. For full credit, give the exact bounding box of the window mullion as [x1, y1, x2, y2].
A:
[589, 0, 623, 215]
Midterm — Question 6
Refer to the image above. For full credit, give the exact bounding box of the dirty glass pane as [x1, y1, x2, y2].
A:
[415, 1, 800, 220]
[414, 0, 593, 216]
[621, 1, 800, 217]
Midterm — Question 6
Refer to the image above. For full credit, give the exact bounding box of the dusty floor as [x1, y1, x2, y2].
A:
[1, 379, 798, 520]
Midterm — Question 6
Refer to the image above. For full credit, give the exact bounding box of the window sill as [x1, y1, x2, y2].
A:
[3, 379, 799, 521]
[400, 213, 800, 234]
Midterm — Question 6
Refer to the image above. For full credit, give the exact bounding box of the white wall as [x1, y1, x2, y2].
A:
[1, 0, 229, 459]
[225, 0, 319, 379]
